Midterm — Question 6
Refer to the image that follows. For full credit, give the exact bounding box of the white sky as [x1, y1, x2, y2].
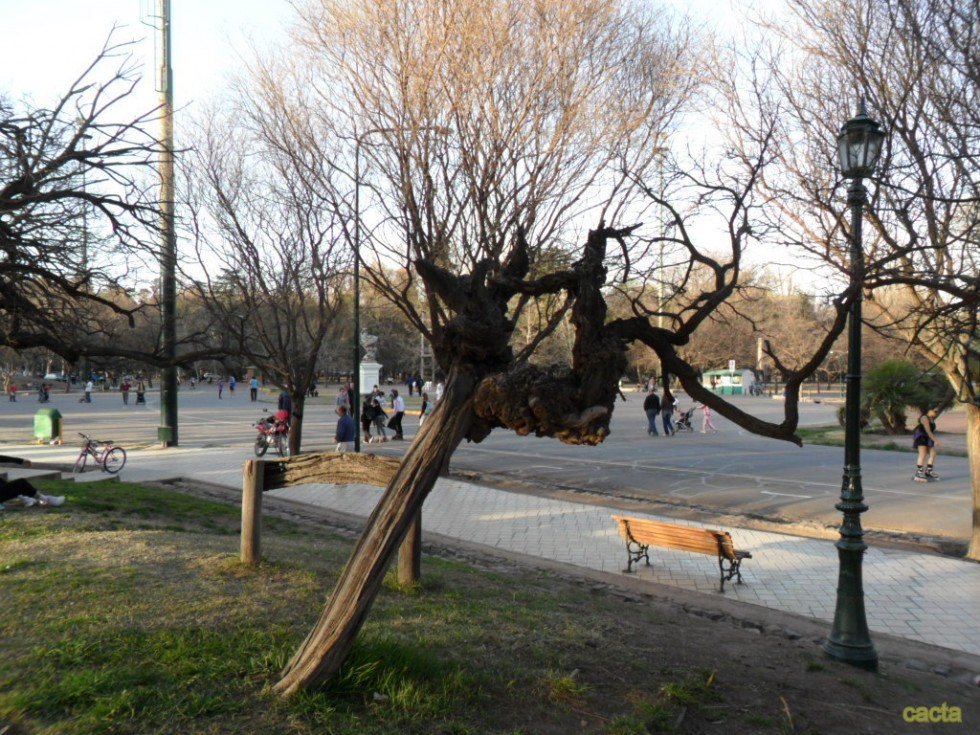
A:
[0, 0, 292, 113]
[1, 0, 744, 111]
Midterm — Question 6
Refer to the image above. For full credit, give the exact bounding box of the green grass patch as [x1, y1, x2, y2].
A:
[1, 477, 973, 733]
[796, 424, 967, 457]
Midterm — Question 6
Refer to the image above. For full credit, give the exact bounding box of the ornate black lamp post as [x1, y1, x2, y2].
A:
[823, 100, 886, 671]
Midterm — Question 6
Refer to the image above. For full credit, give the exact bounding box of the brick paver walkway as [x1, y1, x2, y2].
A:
[4, 443, 979, 659]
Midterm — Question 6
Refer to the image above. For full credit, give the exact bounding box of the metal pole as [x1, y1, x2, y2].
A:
[157, 0, 178, 446]
[657, 152, 665, 333]
[77, 121, 90, 389]
[352, 139, 362, 452]
[823, 177, 877, 670]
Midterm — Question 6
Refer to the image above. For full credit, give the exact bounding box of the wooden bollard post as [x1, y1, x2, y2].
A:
[398, 510, 422, 585]
[241, 459, 264, 565]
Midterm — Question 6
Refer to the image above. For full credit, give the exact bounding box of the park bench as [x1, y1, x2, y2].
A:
[611, 515, 752, 593]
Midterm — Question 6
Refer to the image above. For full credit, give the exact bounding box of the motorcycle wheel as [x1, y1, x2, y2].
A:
[254, 434, 268, 457]
[275, 432, 289, 457]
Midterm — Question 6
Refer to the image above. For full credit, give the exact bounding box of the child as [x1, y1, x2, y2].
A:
[696, 403, 717, 433]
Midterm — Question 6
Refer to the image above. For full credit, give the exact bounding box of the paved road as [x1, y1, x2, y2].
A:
[5, 385, 979, 661]
[1, 384, 972, 543]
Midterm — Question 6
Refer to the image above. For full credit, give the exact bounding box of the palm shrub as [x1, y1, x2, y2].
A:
[861, 360, 940, 434]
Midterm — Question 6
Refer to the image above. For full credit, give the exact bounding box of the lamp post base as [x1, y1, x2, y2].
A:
[823, 542, 878, 672]
[823, 639, 879, 672]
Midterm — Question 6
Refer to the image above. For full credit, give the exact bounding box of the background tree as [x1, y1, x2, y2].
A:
[717, 0, 980, 558]
[0, 33, 238, 380]
[181, 73, 353, 454]
[1, 37, 157, 362]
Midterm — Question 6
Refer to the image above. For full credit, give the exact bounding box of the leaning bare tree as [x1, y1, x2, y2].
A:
[260, 0, 861, 695]
[181, 65, 354, 455]
[725, 0, 980, 558]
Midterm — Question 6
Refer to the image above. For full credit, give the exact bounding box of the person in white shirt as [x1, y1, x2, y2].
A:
[389, 389, 406, 440]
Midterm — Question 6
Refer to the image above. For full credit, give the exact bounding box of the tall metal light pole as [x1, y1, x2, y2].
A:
[75, 119, 92, 389]
[654, 145, 668, 385]
[823, 100, 885, 671]
[352, 125, 449, 451]
[353, 133, 365, 452]
[155, 0, 178, 446]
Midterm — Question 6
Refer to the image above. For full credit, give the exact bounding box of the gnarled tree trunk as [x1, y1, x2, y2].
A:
[272, 225, 816, 695]
[274, 371, 478, 695]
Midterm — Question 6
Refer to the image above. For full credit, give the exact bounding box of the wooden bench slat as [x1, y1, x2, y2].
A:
[613, 518, 730, 556]
[611, 514, 751, 593]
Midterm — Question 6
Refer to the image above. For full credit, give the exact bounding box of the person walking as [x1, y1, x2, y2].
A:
[389, 389, 405, 440]
[120, 379, 131, 405]
[696, 403, 717, 433]
[249, 376, 260, 402]
[335, 386, 349, 414]
[334, 405, 356, 452]
[371, 397, 388, 442]
[660, 387, 675, 436]
[913, 407, 942, 482]
[643, 389, 661, 436]
[361, 396, 375, 444]
[217, 378, 225, 399]
[228, 375, 236, 397]
[83, 379, 93, 403]
[419, 392, 431, 427]
[277, 389, 292, 418]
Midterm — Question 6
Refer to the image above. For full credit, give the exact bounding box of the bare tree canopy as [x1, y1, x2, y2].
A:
[0, 34, 168, 363]
[716, 0, 980, 557]
[181, 67, 354, 453]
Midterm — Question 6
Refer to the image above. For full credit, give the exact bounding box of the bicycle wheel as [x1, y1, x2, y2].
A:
[254, 435, 268, 457]
[72, 451, 88, 475]
[275, 433, 289, 457]
[103, 447, 127, 474]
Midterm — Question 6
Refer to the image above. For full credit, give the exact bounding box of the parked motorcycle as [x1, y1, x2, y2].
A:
[253, 409, 290, 457]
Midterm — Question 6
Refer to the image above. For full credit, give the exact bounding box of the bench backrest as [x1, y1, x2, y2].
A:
[612, 515, 736, 560]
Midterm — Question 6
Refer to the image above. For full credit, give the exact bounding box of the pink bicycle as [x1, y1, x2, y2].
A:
[73, 433, 127, 474]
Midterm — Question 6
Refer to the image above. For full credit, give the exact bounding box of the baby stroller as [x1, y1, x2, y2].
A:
[674, 406, 695, 433]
